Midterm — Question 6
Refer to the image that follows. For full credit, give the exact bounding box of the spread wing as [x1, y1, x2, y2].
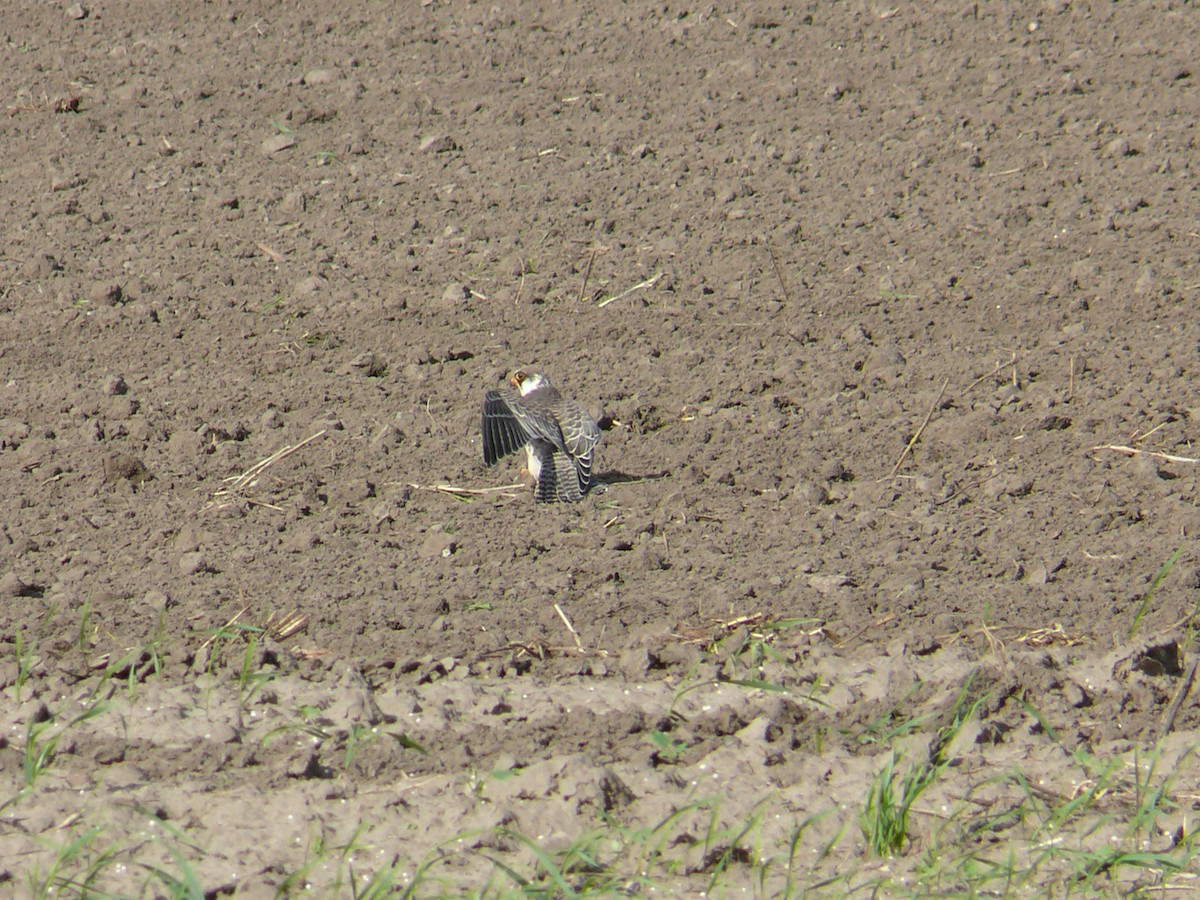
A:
[481, 389, 567, 465]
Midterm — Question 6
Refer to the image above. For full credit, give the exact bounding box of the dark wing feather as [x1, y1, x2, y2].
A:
[511, 390, 570, 453]
[481, 390, 532, 465]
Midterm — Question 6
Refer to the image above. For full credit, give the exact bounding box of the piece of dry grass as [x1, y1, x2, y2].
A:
[406, 481, 524, 497]
[1159, 657, 1199, 739]
[880, 378, 949, 483]
[209, 429, 327, 509]
[767, 244, 792, 305]
[554, 603, 585, 653]
[577, 244, 604, 303]
[962, 353, 1016, 394]
[1092, 445, 1200, 465]
[1015, 623, 1085, 648]
[264, 610, 309, 641]
[597, 272, 662, 308]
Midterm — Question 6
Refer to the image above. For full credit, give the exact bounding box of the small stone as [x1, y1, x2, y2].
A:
[143, 589, 173, 611]
[293, 275, 325, 296]
[50, 172, 84, 192]
[11, 537, 39, 556]
[66, 2, 87, 19]
[441, 282, 469, 306]
[102, 452, 149, 485]
[205, 194, 239, 212]
[103, 374, 128, 396]
[209, 721, 241, 744]
[791, 479, 828, 506]
[1135, 267, 1157, 295]
[22, 254, 61, 279]
[178, 551, 210, 576]
[418, 133, 458, 153]
[1063, 681, 1090, 708]
[819, 459, 848, 482]
[92, 741, 126, 765]
[841, 324, 869, 345]
[167, 428, 204, 462]
[261, 133, 297, 156]
[808, 573, 851, 594]
[348, 351, 387, 377]
[915, 472, 945, 494]
[112, 82, 147, 105]
[302, 68, 336, 85]
[89, 282, 124, 306]
[282, 530, 320, 554]
[618, 645, 653, 679]
[280, 190, 308, 215]
[419, 531, 456, 559]
[104, 396, 138, 420]
[1105, 137, 1131, 158]
[279, 748, 324, 779]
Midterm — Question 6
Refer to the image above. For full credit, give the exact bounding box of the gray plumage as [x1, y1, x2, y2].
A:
[482, 370, 601, 503]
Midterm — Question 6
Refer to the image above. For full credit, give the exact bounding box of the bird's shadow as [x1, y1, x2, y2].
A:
[592, 469, 670, 489]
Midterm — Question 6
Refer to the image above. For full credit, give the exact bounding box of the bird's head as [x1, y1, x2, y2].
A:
[510, 369, 550, 396]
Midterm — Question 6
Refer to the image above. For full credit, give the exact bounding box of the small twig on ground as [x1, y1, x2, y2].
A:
[424, 398, 448, 434]
[257, 242, 283, 264]
[241, 498, 286, 512]
[766, 245, 792, 305]
[554, 603, 585, 653]
[1092, 445, 1200, 465]
[477, 640, 551, 661]
[880, 377, 950, 482]
[578, 246, 599, 303]
[1130, 421, 1169, 445]
[1159, 657, 1200, 739]
[406, 482, 524, 496]
[963, 355, 1014, 394]
[597, 272, 663, 308]
[212, 429, 327, 503]
[831, 615, 898, 649]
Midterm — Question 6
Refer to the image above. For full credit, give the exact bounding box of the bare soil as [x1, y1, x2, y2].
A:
[4, 0, 1200, 894]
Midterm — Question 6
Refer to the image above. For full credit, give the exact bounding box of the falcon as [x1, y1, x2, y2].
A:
[481, 369, 602, 503]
